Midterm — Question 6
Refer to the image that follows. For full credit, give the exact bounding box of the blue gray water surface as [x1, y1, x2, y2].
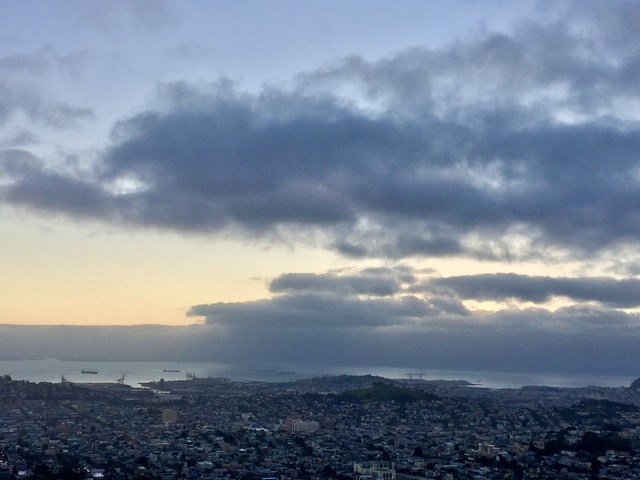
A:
[0, 359, 634, 390]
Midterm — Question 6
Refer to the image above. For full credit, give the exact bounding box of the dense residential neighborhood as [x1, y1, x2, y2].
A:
[2, 374, 640, 480]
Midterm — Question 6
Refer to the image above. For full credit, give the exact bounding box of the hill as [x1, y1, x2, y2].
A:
[338, 381, 437, 402]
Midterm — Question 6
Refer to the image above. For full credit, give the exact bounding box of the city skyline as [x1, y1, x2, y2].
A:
[1, 1, 640, 374]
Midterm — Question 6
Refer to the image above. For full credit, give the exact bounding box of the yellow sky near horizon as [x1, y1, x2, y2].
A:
[0, 213, 343, 325]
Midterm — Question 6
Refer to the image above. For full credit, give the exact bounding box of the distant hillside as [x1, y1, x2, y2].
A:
[338, 381, 437, 402]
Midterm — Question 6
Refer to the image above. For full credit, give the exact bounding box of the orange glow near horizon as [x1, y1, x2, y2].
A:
[0, 214, 339, 326]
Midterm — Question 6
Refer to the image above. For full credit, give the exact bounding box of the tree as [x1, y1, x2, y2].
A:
[323, 465, 337, 478]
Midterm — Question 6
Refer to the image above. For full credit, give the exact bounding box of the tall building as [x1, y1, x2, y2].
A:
[162, 408, 177, 425]
[284, 417, 319, 433]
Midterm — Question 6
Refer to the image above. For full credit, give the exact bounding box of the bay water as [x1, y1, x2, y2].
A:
[0, 359, 634, 390]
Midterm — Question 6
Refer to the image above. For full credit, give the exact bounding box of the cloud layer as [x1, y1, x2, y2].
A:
[2, 263, 640, 375]
[176, 265, 640, 375]
[1, 1, 640, 262]
[2, 1, 640, 377]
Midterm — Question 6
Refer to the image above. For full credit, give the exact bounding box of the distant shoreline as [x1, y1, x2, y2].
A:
[0, 359, 634, 390]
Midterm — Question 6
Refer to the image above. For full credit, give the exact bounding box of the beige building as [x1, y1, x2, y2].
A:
[162, 408, 178, 425]
[284, 417, 319, 433]
[353, 462, 396, 480]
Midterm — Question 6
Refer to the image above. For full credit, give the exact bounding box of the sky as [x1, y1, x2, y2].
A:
[1, 0, 640, 375]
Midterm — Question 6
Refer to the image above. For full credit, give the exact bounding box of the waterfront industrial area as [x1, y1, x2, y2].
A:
[2, 374, 640, 479]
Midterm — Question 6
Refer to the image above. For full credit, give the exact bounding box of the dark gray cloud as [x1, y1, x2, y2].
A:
[188, 292, 435, 330]
[1, 303, 638, 376]
[270, 272, 401, 297]
[190, 266, 469, 331]
[0, 149, 111, 218]
[179, 269, 640, 375]
[179, 264, 640, 375]
[1, 2, 640, 261]
[431, 273, 640, 308]
[189, 265, 640, 335]
[0, 79, 94, 128]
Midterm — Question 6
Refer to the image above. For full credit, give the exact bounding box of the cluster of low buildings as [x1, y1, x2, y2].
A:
[1, 374, 640, 479]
